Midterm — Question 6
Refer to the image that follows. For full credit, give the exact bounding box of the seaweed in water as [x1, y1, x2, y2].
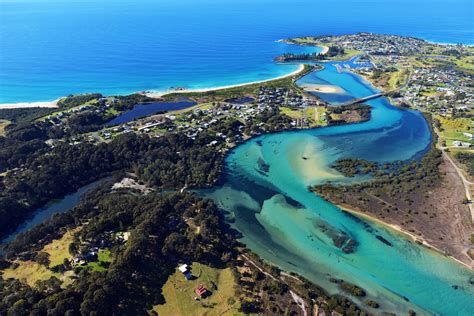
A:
[375, 235, 393, 247]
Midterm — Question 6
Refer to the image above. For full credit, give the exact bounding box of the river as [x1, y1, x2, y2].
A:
[1, 178, 108, 247]
[205, 60, 474, 315]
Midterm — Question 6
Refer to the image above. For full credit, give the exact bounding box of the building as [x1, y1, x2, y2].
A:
[194, 284, 208, 298]
[178, 264, 193, 280]
[178, 264, 188, 273]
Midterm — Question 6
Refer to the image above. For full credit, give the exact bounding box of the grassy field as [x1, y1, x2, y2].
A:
[0, 227, 112, 287]
[437, 116, 473, 146]
[42, 228, 79, 267]
[152, 262, 240, 316]
[279, 106, 327, 128]
[2, 261, 58, 287]
[1, 228, 80, 286]
[329, 49, 362, 61]
[280, 106, 302, 119]
[0, 119, 10, 136]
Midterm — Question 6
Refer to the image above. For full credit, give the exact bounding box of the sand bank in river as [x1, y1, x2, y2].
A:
[298, 83, 344, 94]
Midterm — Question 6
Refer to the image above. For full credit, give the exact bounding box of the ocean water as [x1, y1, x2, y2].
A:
[0, 0, 473, 103]
[205, 62, 474, 315]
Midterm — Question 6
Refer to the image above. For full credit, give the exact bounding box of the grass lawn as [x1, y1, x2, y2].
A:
[152, 262, 240, 316]
[82, 250, 112, 272]
[1, 228, 81, 286]
[42, 228, 79, 267]
[280, 106, 302, 119]
[0, 119, 10, 136]
[2, 261, 58, 287]
[438, 116, 473, 145]
[451, 56, 474, 72]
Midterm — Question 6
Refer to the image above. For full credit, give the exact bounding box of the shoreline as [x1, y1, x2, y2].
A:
[0, 100, 59, 109]
[320, 45, 329, 55]
[337, 202, 473, 270]
[144, 64, 306, 98]
[0, 65, 305, 108]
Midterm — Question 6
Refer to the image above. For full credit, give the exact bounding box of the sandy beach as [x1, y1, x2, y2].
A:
[144, 64, 305, 98]
[299, 83, 344, 94]
[0, 100, 59, 109]
[320, 45, 329, 55]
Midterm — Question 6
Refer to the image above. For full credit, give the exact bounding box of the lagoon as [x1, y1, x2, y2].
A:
[205, 61, 474, 315]
[105, 100, 196, 126]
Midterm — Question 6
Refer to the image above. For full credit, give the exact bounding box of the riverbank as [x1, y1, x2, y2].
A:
[336, 202, 473, 270]
[144, 64, 306, 98]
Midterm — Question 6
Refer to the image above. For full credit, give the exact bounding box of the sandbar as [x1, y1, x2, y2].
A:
[299, 83, 344, 94]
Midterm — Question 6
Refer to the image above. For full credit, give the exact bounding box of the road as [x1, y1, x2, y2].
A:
[434, 124, 474, 222]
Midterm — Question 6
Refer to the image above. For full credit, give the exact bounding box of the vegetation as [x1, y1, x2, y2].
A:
[57, 93, 103, 109]
[277, 46, 345, 62]
[327, 104, 371, 125]
[454, 151, 474, 176]
[0, 120, 10, 136]
[162, 64, 316, 102]
[0, 131, 223, 240]
[0, 108, 57, 126]
[332, 158, 378, 177]
[153, 262, 239, 316]
[1, 191, 237, 315]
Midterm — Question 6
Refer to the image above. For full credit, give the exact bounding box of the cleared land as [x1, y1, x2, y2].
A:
[0, 119, 10, 136]
[2, 261, 58, 287]
[152, 262, 240, 316]
[1, 229, 79, 286]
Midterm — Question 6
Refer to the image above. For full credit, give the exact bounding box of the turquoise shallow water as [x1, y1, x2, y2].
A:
[206, 63, 474, 315]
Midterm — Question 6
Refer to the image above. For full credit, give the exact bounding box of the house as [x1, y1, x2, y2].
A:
[194, 284, 208, 298]
[178, 264, 188, 273]
[178, 264, 194, 281]
[184, 271, 193, 280]
[453, 141, 472, 147]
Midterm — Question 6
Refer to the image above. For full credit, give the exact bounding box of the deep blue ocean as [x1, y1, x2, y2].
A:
[0, 0, 473, 103]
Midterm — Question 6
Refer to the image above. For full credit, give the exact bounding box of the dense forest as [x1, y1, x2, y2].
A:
[277, 46, 345, 62]
[1, 190, 237, 315]
[0, 131, 223, 240]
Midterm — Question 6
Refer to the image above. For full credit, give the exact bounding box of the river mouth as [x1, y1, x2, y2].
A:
[205, 61, 474, 315]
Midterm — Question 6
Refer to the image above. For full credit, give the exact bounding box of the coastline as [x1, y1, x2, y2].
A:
[144, 64, 306, 98]
[320, 45, 329, 55]
[0, 65, 306, 108]
[0, 100, 59, 109]
[337, 203, 473, 270]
